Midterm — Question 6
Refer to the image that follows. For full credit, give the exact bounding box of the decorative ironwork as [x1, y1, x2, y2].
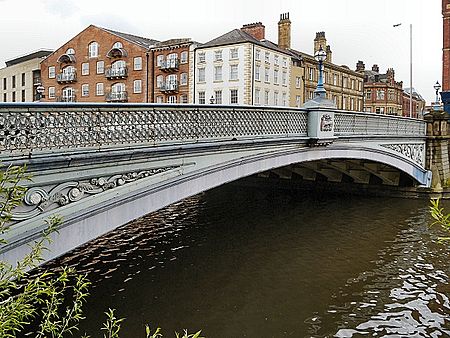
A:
[381, 143, 425, 166]
[320, 114, 333, 132]
[105, 67, 128, 78]
[12, 167, 179, 221]
[0, 105, 309, 153]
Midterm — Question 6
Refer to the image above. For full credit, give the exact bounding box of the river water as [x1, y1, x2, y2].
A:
[43, 184, 450, 337]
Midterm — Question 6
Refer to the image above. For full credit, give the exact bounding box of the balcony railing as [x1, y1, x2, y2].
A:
[159, 81, 179, 93]
[106, 91, 128, 102]
[160, 59, 179, 72]
[56, 95, 77, 102]
[56, 72, 77, 83]
[105, 67, 128, 79]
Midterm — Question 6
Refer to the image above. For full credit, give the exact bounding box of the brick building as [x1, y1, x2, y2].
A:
[402, 88, 426, 118]
[358, 62, 403, 115]
[443, 0, 450, 91]
[0, 50, 52, 102]
[41, 25, 159, 103]
[151, 39, 197, 104]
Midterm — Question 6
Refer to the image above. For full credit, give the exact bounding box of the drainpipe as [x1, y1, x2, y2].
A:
[145, 51, 149, 103]
[251, 44, 254, 105]
[193, 47, 196, 103]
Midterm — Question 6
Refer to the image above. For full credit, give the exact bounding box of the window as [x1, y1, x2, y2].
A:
[180, 51, 188, 64]
[309, 68, 314, 81]
[255, 49, 261, 61]
[198, 52, 205, 63]
[274, 91, 279, 105]
[282, 92, 287, 106]
[274, 69, 279, 84]
[12, 92, 15, 102]
[82, 84, 89, 97]
[96, 83, 104, 96]
[46, 87, 55, 99]
[324, 72, 328, 84]
[296, 76, 301, 88]
[295, 95, 301, 107]
[282, 57, 288, 67]
[21, 90, 25, 102]
[230, 64, 238, 80]
[351, 98, 354, 110]
[333, 74, 338, 86]
[365, 90, 371, 100]
[181, 94, 188, 103]
[198, 91, 205, 104]
[343, 77, 348, 88]
[12, 75, 16, 88]
[214, 90, 222, 104]
[157, 55, 164, 67]
[156, 75, 164, 88]
[265, 51, 270, 63]
[214, 65, 222, 81]
[88, 42, 99, 58]
[113, 41, 123, 49]
[96, 61, 104, 74]
[82, 63, 89, 75]
[282, 70, 287, 85]
[343, 96, 347, 109]
[214, 50, 222, 61]
[376, 89, 385, 100]
[230, 89, 238, 104]
[230, 48, 238, 59]
[156, 96, 164, 103]
[134, 57, 142, 70]
[48, 66, 56, 78]
[255, 89, 260, 105]
[274, 55, 279, 66]
[133, 80, 142, 93]
[168, 95, 177, 104]
[198, 68, 205, 82]
[180, 73, 188, 85]
[66, 48, 75, 55]
[3, 78, 6, 90]
[21, 73, 25, 86]
[264, 90, 269, 105]
[264, 67, 269, 82]
[351, 79, 355, 90]
[3, 93, 6, 102]
[255, 65, 260, 81]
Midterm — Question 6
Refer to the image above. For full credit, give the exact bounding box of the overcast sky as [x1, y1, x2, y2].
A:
[0, 0, 442, 104]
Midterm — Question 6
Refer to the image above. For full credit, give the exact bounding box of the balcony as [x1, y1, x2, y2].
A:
[105, 67, 128, 79]
[159, 81, 179, 93]
[56, 72, 77, 83]
[56, 95, 76, 102]
[106, 91, 128, 102]
[160, 59, 179, 72]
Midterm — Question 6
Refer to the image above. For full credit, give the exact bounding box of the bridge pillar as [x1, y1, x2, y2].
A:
[424, 109, 450, 189]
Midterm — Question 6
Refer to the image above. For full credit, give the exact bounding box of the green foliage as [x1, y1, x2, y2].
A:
[146, 326, 204, 338]
[430, 198, 450, 242]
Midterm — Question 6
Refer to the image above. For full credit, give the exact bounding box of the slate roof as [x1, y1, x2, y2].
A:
[5, 50, 53, 67]
[101, 27, 159, 49]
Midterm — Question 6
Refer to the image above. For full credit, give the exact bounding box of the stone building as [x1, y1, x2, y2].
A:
[276, 15, 364, 111]
[358, 62, 403, 115]
[0, 50, 52, 102]
[151, 39, 197, 104]
[41, 25, 159, 103]
[193, 22, 292, 106]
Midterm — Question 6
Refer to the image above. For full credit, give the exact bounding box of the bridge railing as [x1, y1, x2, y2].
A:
[335, 111, 426, 137]
[0, 103, 309, 155]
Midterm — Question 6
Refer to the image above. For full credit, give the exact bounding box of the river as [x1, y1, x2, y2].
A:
[42, 184, 450, 337]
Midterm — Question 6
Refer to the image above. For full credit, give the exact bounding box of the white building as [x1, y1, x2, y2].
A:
[192, 23, 291, 106]
[0, 50, 52, 102]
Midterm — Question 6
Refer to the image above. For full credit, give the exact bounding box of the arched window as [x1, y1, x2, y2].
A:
[88, 41, 99, 58]
[113, 41, 123, 49]
[66, 48, 75, 55]
[111, 82, 126, 93]
[156, 75, 164, 88]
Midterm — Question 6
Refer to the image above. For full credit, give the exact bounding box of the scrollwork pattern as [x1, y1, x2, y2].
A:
[381, 143, 425, 166]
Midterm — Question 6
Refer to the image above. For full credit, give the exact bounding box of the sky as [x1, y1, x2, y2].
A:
[0, 0, 442, 104]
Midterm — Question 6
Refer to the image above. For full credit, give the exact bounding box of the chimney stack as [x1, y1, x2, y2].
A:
[241, 22, 265, 40]
[278, 13, 291, 49]
[326, 45, 332, 63]
[356, 60, 365, 72]
[372, 64, 379, 73]
[314, 32, 327, 55]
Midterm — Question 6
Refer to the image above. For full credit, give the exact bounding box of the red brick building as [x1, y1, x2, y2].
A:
[41, 25, 159, 103]
[151, 39, 196, 104]
[443, 0, 450, 90]
[402, 88, 426, 118]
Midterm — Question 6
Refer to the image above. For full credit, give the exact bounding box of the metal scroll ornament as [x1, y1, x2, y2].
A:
[381, 143, 425, 166]
[17, 167, 178, 220]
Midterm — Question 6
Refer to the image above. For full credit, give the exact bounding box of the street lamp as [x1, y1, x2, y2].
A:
[434, 81, 441, 110]
[314, 45, 327, 98]
[35, 84, 45, 101]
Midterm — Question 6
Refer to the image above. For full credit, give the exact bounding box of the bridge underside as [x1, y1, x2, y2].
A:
[1, 140, 430, 266]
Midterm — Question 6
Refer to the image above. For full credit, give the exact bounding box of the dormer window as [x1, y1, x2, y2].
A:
[88, 42, 99, 58]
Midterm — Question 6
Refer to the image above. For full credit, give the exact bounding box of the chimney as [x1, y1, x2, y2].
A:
[356, 60, 365, 72]
[326, 45, 332, 63]
[241, 22, 265, 40]
[372, 64, 379, 73]
[278, 13, 291, 49]
[314, 31, 327, 54]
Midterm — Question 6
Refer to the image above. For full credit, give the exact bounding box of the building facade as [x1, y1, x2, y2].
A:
[359, 62, 403, 115]
[402, 88, 426, 118]
[193, 22, 291, 106]
[151, 39, 196, 104]
[0, 50, 52, 102]
[41, 25, 159, 103]
[443, 0, 450, 91]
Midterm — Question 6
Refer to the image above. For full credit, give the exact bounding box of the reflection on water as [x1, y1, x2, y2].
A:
[42, 185, 450, 337]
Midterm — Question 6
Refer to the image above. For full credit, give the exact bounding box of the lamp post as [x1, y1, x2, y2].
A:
[434, 81, 441, 110]
[314, 45, 327, 99]
[35, 84, 45, 102]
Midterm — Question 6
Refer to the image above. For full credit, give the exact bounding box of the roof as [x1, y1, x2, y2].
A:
[404, 87, 425, 101]
[5, 50, 53, 67]
[100, 27, 159, 49]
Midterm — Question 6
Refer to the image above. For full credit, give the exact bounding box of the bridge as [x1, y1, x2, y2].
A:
[0, 102, 433, 265]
